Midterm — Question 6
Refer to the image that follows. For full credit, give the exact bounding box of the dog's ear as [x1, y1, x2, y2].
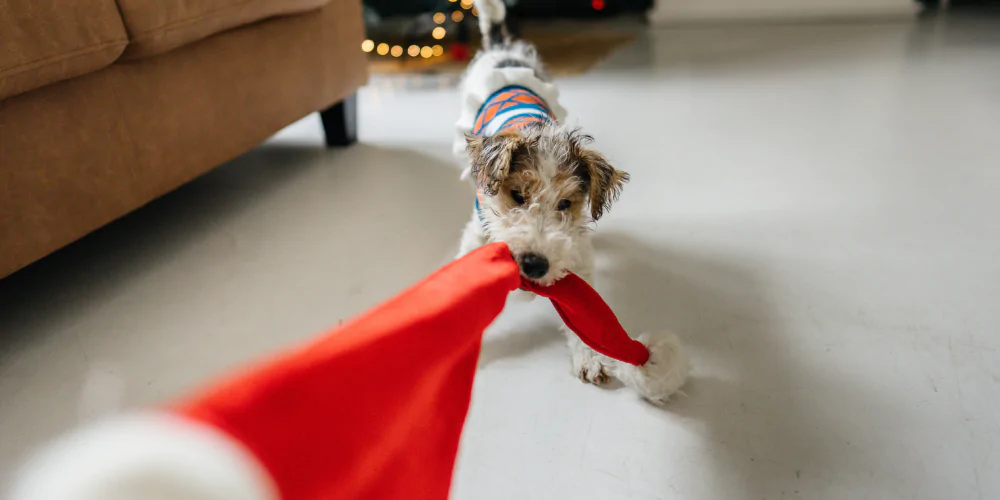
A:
[576, 147, 629, 221]
[466, 130, 525, 196]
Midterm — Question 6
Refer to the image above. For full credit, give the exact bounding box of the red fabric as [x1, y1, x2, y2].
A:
[450, 43, 470, 62]
[175, 243, 519, 500]
[523, 274, 650, 366]
[172, 242, 648, 500]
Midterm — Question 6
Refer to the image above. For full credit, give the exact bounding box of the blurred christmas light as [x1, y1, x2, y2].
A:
[432, 45, 444, 56]
[592, 0, 605, 10]
[408, 45, 421, 57]
[460, 0, 473, 9]
[421, 46, 434, 58]
[432, 27, 446, 39]
[390, 45, 403, 57]
[451, 10, 465, 22]
[376, 43, 389, 55]
[433, 12, 446, 23]
[361, 39, 374, 52]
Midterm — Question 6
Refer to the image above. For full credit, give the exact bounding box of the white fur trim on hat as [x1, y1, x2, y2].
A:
[613, 332, 691, 405]
[8, 413, 277, 500]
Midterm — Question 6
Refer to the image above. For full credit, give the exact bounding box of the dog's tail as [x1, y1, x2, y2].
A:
[475, 0, 510, 49]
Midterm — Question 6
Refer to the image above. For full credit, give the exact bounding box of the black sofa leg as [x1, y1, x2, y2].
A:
[319, 93, 358, 147]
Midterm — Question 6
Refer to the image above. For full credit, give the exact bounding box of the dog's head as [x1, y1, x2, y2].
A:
[466, 125, 629, 284]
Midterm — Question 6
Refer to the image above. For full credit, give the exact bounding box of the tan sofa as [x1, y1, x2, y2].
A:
[0, 0, 367, 278]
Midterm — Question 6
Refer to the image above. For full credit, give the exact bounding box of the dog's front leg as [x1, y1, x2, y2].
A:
[563, 264, 616, 385]
[564, 325, 615, 385]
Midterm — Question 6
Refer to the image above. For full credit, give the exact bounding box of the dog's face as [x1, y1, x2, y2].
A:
[467, 125, 629, 284]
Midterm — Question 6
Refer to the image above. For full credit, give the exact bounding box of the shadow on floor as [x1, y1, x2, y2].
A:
[0, 142, 469, 359]
[591, 230, 904, 498]
[478, 318, 564, 370]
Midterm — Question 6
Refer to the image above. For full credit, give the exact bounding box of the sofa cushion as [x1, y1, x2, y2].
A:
[118, 0, 332, 59]
[0, 0, 367, 278]
[0, 0, 128, 100]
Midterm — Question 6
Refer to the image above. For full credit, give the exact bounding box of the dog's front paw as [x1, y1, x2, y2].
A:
[572, 352, 611, 386]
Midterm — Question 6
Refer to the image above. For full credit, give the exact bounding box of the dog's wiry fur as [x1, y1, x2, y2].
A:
[455, 0, 633, 385]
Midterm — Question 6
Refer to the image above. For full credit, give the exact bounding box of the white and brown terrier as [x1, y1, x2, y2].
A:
[453, 0, 688, 400]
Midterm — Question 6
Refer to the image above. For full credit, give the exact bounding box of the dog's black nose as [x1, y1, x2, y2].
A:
[519, 253, 549, 279]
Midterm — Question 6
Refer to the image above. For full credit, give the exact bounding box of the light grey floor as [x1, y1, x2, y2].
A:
[3, 13, 1000, 499]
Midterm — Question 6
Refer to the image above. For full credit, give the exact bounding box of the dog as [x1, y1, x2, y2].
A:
[454, 0, 630, 386]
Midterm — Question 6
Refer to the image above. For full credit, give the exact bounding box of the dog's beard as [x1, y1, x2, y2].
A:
[484, 202, 584, 285]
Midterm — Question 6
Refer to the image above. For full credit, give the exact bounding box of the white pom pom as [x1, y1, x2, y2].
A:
[613, 332, 690, 405]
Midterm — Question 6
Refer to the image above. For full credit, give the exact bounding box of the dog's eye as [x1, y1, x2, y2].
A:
[557, 199, 571, 211]
[511, 190, 525, 205]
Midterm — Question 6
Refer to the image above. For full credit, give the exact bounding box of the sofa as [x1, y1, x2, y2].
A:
[0, 0, 367, 279]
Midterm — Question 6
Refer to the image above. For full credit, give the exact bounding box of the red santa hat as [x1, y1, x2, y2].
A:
[9, 243, 687, 500]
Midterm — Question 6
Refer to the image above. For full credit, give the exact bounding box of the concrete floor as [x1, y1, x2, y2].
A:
[3, 13, 1000, 500]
